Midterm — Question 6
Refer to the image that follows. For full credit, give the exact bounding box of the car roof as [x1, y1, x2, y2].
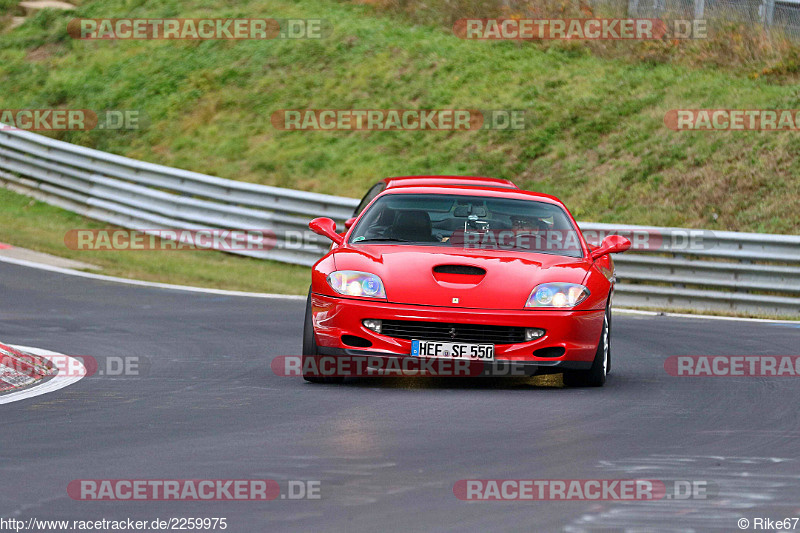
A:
[382, 175, 518, 190]
[375, 185, 566, 207]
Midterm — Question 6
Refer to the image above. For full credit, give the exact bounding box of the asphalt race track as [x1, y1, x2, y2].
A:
[2, 260, 800, 532]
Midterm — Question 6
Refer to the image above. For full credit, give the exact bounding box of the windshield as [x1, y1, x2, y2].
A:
[349, 193, 584, 258]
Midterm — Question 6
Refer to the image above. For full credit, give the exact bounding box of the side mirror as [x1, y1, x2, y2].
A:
[590, 235, 631, 260]
[309, 217, 344, 246]
[344, 217, 357, 230]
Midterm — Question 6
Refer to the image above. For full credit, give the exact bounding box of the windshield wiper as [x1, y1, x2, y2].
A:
[353, 237, 412, 243]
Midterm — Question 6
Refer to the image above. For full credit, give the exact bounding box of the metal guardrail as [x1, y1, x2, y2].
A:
[0, 126, 798, 316]
[626, 0, 800, 39]
[581, 223, 800, 316]
[0, 126, 353, 265]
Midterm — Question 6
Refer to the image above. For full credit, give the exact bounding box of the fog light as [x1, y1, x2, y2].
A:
[525, 328, 545, 341]
[362, 319, 382, 333]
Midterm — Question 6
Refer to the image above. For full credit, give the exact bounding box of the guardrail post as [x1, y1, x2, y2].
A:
[694, 0, 705, 20]
[762, 0, 775, 27]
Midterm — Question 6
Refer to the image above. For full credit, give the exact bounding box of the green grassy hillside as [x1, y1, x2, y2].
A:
[0, 0, 798, 236]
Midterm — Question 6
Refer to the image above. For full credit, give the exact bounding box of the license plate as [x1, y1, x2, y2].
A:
[410, 340, 495, 361]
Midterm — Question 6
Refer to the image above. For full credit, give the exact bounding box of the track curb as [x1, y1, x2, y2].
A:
[0, 341, 56, 393]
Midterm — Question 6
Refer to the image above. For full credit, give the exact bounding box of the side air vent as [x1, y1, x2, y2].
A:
[433, 265, 486, 276]
[341, 335, 373, 348]
[533, 347, 566, 358]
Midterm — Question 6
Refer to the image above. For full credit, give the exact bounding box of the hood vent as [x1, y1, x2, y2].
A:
[433, 265, 486, 276]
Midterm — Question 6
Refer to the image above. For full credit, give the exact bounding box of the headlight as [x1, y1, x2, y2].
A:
[327, 271, 386, 298]
[525, 283, 590, 308]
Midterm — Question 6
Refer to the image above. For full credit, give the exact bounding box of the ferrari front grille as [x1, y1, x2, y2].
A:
[380, 320, 526, 344]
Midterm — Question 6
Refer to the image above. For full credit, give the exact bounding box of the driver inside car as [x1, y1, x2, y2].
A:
[511, 215, 547, 235]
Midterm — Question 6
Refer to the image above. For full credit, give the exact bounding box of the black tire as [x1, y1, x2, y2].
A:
[302, 288, 344, 384]
[605, 303, 612, 375]
[563, 306, 609, 388]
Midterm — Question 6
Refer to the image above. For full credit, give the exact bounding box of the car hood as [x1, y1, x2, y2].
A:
[331, 245, 590, 309]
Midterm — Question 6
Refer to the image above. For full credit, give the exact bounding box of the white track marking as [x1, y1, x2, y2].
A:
[0, 345, 85, 405]
[0, 254, 305, 300]
[614, 307, 800, 325]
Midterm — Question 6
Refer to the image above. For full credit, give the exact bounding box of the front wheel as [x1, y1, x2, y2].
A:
[302, 288, 344, 384]
[563, 307, 609, 388]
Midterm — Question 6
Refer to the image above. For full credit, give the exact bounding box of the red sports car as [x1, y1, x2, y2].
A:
[304, 178, 630, 387]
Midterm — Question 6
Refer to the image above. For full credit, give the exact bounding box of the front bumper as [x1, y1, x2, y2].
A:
[311, 292, 604, 367]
